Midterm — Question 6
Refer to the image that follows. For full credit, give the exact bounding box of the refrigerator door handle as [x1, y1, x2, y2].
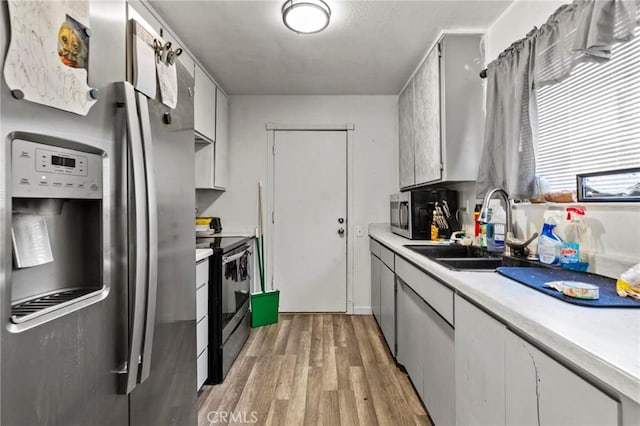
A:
[137, 92, 158, 384]
[117, 82, 149, 395]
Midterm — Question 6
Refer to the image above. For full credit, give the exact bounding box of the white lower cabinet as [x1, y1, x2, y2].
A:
[455, 294, 620, 426]
[397, 279, 425, 396]
[196, 258, 210, 390]
[455, 295, 506, 426]
[379, 261, 395, 355]
[421, 297, 454, 426]
[505, 331, 620, 426]
[370, 252, 381, 324]
[370, 239, 382, 325]
[196, 348, 208, 391]
[397, 261, 455, 426]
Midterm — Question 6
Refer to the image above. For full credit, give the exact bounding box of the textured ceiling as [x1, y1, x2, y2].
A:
[149, 0, 512, 95]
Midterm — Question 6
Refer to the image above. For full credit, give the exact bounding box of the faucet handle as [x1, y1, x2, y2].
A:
[505, 232, 539, 251]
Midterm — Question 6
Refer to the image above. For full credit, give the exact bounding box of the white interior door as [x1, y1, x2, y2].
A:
[273, 130, 347, 312]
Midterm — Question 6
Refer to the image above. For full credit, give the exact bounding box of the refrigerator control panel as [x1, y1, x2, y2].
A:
[12, 139, 103, 199]
[35, 148, 88, 177]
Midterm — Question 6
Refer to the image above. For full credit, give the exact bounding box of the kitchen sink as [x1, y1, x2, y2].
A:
[404, 244, 539, 271]
[404, 244, 486, 258]
[434, 258, 504, 270]
[431, 256, 538, 271]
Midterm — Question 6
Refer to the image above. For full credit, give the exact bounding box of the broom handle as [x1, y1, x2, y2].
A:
[258, 182, 266, 292]
[256, 235, 265, 293]
[260, 236, 265, 291]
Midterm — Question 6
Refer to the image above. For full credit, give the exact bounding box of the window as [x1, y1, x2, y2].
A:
[536, 27, 640, 193]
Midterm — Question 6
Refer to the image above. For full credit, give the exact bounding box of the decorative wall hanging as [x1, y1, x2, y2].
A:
[3, 0, 97, 116]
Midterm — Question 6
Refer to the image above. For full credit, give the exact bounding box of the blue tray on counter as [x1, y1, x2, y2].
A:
[496, 267, 640, 308]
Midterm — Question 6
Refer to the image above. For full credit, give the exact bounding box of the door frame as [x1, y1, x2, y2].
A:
[266, 123, 355, 313]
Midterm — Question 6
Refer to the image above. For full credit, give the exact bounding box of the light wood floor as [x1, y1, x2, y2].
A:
[197, 314, 432, 426]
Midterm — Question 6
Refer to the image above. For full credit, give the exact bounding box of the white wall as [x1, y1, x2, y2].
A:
[198, 95, 399, 313]
[486, 0, 564, 60]
[483, 0, 640, 278]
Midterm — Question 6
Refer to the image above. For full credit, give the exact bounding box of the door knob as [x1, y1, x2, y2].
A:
[338, 218, 344, 224]
[338, 228, 345, 236]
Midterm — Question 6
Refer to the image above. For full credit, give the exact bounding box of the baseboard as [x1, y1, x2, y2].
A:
[352, 306, 372, 315]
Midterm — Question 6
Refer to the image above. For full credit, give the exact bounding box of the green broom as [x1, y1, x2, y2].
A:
[251, 181, 279, 327]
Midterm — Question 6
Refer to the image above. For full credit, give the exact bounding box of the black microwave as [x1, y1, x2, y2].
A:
[390, 189, 458, 239]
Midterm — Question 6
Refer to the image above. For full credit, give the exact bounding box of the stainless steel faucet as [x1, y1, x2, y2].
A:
[479, 188, 538, 257]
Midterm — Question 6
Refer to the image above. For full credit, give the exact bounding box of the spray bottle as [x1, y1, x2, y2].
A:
[537, 213, 563, 265]
[560, 206, 592, 271]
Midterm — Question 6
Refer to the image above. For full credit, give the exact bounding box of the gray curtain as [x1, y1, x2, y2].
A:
[476, 0, 640, 199]
[476, 35, 538, 199]
[536, 0, 640, 86]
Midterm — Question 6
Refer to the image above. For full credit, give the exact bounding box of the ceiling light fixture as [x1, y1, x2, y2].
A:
[282, 0, 331, 34]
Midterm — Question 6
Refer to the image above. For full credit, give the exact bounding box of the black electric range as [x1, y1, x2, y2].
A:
[196, 235, 254, 254]
[196, 235, 255, 384]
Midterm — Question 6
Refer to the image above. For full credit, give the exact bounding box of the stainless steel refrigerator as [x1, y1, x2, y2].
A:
[0, 1, 197, 424]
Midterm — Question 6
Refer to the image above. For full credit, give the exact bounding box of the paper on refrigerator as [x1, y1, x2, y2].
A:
[157, 60, 177, 108]
[3, 0, 97, 115]
[132, 19, 157, 99]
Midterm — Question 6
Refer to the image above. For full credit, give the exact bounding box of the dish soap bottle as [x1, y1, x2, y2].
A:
[537, 217, 563, 265]
[560, 206, 592, 271]
[487, 205, 506, 253]
[479, 207, 491, 248]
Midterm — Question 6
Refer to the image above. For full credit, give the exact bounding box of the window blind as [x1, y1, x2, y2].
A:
[536, 27, 640, 193]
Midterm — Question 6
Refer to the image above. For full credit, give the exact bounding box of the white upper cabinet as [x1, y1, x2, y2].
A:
[413, 46, 441, 184]
[194, 139, 215, 189]
[398, 79, 415, 189]
[399, 33, 484, 190]
[194, 66, 230, 191]
[194, 65, 217, 142]
[214, 88, 229, 190]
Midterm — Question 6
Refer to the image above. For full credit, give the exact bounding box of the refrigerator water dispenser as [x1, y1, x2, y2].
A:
[9, 138, 106, 327]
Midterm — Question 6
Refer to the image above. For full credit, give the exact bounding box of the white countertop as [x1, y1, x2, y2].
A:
[196, 248, 213, 262]
[368, 223, 640, 404]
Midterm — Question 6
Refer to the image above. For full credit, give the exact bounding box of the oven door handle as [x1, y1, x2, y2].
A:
[399, 203, 409, 228]
[223, 248, 252, 265]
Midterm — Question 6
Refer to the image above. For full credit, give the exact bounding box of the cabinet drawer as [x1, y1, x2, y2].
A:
[369, 238, 381, 258]
[396, 256, 453, 325]
[197, 347, 208, 390]
[196, 283, 208, 322]
[196, 259, 209, 289]
[380, 245, 395, 270]
[196, 316, 208, 356]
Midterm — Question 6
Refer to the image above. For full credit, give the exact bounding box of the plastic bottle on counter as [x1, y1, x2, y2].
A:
[431, 210, 439, 240]
[479, 207, 491, 248]
[537, 216, 563, 265]
[473, 204, 481, 239]
[487, 205, 506, 253]
[560, 206, 592, 272]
